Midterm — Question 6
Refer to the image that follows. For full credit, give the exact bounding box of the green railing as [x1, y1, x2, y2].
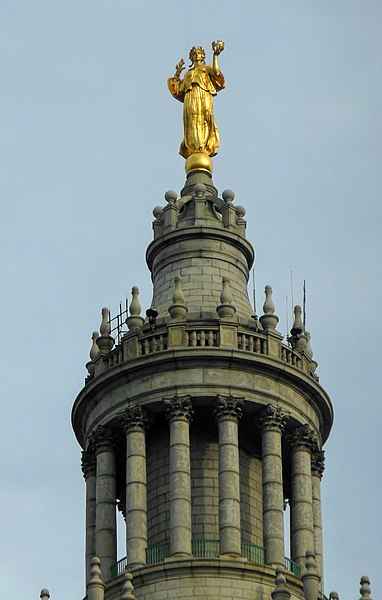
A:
[192, 538, 219, 558]
[146, 541, 170, 565]
[284, 556, 300, 577]
[111, 542, 299, 579]
[241, 540, 266, 563]
[110, 555, 128, 577]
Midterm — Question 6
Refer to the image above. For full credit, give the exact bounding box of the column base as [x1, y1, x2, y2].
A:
[218, 552, 243, 560]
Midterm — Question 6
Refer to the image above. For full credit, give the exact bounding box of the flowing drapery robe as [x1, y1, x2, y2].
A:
[168, 64, 225, 158]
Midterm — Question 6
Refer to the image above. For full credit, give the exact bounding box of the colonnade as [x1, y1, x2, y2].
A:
[81, 399, 325, 584]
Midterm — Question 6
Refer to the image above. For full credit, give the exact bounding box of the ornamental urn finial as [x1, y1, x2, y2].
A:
[259, 285, 279, 331]
[126, 286, 145, 332]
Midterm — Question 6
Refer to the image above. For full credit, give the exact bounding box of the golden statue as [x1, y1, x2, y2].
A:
[168, 41, 225, 164]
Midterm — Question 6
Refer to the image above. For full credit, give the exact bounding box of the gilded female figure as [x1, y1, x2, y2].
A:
[168, 41, 225, 159]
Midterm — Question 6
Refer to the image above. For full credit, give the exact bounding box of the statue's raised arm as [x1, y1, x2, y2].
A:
[168, 41, 225, 165]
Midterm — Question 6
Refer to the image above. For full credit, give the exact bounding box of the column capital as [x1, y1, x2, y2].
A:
[81, 450, 96, 480]
[215, 394, 244, 422]
[88, 425, 119, 454]
[120, 405, 151, 433]
[287, 424, 318, 452]
[311, 450, 325, 478]
[164, 395, 193, 423]
[260, 404, 289, 433]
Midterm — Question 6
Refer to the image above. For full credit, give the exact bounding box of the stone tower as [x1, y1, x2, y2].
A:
[72, 157, 333, 599]
[72, 41, 333, 600]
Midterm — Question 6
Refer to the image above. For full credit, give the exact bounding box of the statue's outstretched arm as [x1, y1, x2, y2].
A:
[168, 59, 186, 102]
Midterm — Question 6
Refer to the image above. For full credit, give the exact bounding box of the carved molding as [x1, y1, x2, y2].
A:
[259, 404, 289, 433]
[81, 450, 96, 480]
[214, 394, 244, 421]
[311, 450, 325, 478]
[119, 405, 151, 434]
[164, 395, 193, 423]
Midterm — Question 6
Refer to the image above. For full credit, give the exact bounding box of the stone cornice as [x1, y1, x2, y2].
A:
[72, 349, 333, 450]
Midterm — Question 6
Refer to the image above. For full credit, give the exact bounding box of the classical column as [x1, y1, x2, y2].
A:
[311, 450, 325, 585]
[120, 406, 151, 568]
[215, 395, 243, 556]
[260, 404, 289, 567]
[81, 449, 97, 587]
[288, 425, 316, 573]
[90, 425, 118, 581]
[164, 395, 193, 557]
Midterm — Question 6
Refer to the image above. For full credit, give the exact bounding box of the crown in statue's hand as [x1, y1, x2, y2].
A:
[212, 40, 224, 55]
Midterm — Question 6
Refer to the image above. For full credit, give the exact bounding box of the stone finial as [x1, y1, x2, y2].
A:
[360, 576, 372, 600]
[86, 331, 100, 375]
[305, 331, 313, 358]
[217, 277, 236, 318]
[130, 286, 141, 317]
[40, 590, 50, 600]
[301, 551, 321, 600]
[259, 285, 279, 332]
[87, 557, 105, 600]
[164, 189, 178, 204]
[271, 567, 291, 600]
[121, 571, 137, 600]
[329, 593, 339, 600]
[235, 205, 247, 234]
[96, 308, 115, 355]
[168, 275, 188, 320]
[289, 305, 308, 352]
[194, 182, 206, 198]
[222, 189, 235, 203]
[99, 307, 110, 336]
[90, 331, 100, 360]
[126, 286, 145, 332]
[153, 206, 164, 219]
[291, 305, 304, 336]
[152, 205, 164, 238]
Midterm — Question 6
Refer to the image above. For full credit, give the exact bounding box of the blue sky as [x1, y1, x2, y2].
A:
[0, 2, 381, 598]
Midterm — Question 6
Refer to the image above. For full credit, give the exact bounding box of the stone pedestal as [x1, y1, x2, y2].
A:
[215, 395, 243, 556]
[260, 404, 288, 567]
[164, 396, 193, 557]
